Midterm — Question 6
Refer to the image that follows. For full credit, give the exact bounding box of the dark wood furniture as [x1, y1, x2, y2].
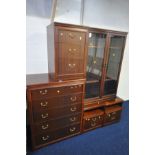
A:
[27, 22, 127, 150]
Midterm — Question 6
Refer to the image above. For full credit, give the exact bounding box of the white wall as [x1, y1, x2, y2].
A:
[26, 16, 50, 74]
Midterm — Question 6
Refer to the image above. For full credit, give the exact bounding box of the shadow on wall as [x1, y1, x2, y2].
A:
[26, 0, 52, 18]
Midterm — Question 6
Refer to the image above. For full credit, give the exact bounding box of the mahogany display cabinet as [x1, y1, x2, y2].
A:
[26, 22, 128, 150]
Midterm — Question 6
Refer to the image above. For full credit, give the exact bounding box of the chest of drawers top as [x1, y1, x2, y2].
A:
[26, 73, 85, 88]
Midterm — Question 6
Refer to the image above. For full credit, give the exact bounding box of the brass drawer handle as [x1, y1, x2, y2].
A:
[91, 122, 96, 127]
[42, 124, 49, 130]
[70, 107, 77, 112]
[40, 101, 48, 107]
[70, 96, 77, 102]
[111, 116, 116, 120]
[42, 135, 49, 141]
[70, 127, 76, 132]
[69, 33, 75, 39]
[39, 89, 48, 95]
[68, 48, 72, 52]
[70, 117, 76, 122]
[111, 112, 117, 115]
[92, 117, 97, 121]
[68, 63, 76, 68]
[41, 113, 48, 119]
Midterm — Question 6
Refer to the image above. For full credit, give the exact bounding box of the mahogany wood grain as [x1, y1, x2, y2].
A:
[33, 113, 81, 134]
[33, 103, 82, 123]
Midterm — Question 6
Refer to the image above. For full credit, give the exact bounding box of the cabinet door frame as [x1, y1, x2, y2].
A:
[54, 26, 88, 80]
[85, 30, 107, 100]
[101, 33, 127, 97]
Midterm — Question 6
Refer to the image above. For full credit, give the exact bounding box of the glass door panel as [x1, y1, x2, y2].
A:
[85, 32, 106, 99]
[104, 35, 125, 95]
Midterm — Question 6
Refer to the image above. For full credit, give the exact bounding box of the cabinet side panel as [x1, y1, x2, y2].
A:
[47, 23, 55, 77]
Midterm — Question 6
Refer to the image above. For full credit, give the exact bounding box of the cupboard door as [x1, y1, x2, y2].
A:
[103, 35, 126, 95]
[85, 32, 106, 99]
[56, 28, 86, 80]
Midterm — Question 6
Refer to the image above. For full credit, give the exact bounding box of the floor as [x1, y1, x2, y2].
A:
[27, 101, 129, 155]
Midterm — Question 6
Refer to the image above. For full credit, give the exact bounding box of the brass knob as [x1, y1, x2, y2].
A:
[70, 127, 76, 132]
[57, 90, 60, 94]
[41, 113, 48, 119]
[70, 107, 77, 112]
[42, 135, 49, 141]
[93, 60, 96, 64]
[70, 96, 77, 101]
[108, 114, 111, 117]
[68, 48, 72, 52]
[79, 36, 82, 40]
[112, 53, 115, 57]
[97, 101, 100, 104]
[60, 33, 63, 36]
[39, 89, 48, 95]
[40, 101, 48, 107]
[42, 124, 49, 130]
[70, 117, 76, 122]
[91, 122, 96, 127]
[73, 48, 77, 51]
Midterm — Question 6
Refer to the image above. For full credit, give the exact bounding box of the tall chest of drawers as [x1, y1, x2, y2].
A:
[27, 74, 85, 150]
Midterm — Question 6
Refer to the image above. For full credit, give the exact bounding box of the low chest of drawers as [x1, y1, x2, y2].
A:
[27, 74, 85, 149]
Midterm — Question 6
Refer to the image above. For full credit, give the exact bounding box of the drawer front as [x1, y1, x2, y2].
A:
[58, 30, 85, 44]
[104, 110, 121, 123]
[34, 114, 81, 134]
[33, 104, 82, 123]
[32, 93, 83, 112]
[31, 84, 83, 100]
[57, 43, 85, 76]
[35, 123, 80, 146]
[83, 115, 103, 131]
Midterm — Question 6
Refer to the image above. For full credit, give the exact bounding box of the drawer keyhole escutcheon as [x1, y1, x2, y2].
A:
[70, 107, 77, 112]
[42, 135, 49, 141]
[70, 96, 77, 101]
[40, 89, 48, 95]
[70, 127, 76, 132]
[42, 124, 49, 130]
[41, 113, 48, 119]
[40, 101, 48, 107]
[70, 117, 76, 122]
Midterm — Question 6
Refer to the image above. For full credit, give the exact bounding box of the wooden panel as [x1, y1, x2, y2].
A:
[31, 84, 83, 100]
[55, 26, 87, 80]
[35, 123, 80, 146]
[33, 113, 81, 134]
[32, 93, 83, 112]
[33, 103, 82, 123]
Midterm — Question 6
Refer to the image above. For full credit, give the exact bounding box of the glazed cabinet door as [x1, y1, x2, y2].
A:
[103, 35, 126, 96]
[55, 27, 87, 80]
[85, 32, 106, 99]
